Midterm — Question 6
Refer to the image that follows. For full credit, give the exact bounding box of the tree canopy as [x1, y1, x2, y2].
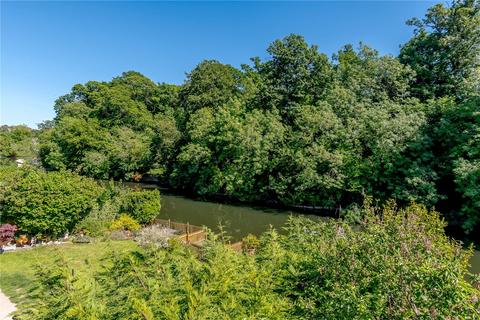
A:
[34, 0, 480, 235]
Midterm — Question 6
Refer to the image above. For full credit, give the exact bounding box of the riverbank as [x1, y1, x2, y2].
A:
[130, 180, 342, 216]
[129, 181, 480, 248]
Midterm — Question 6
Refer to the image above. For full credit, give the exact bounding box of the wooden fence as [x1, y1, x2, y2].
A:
[154, 219, 245, 252]
[155, 219, 206, 244]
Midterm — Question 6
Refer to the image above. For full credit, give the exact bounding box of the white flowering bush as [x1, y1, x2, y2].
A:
[136, 225, 177, 248]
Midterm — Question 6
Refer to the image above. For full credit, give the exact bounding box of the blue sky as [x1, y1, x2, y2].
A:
[1, 1, 436, 128]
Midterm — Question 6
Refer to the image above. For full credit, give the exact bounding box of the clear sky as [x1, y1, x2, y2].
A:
[1, 1, 437, 128]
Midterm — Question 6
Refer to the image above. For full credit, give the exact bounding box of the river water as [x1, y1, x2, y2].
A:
[129, 184, 480, 274]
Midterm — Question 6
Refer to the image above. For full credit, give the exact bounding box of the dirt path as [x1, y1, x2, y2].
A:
[0, 290, 16, 320]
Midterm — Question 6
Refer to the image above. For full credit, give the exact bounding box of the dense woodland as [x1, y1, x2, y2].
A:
[24, 0, 478, 236]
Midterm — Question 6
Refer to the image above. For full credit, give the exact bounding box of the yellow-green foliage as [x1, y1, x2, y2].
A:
[241, 233, 260, 250]
[110, 214, 140, 232]
[0, 125, 37, 159]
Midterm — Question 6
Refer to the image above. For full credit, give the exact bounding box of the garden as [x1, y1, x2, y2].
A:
[1, 166, 479, 319]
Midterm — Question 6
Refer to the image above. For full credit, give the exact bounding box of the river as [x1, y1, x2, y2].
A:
[129, 184, 480, 274]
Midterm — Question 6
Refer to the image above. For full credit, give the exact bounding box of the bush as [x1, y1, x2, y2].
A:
[272, 202, 480, 319]
[119, 189, 161, 224]
[0, 167, 102, 236]
[110, 214, 140, 232]
[241, 233, 260, 250]
[75, 201, 118, 237]
[0, 224, 17, 244]
[16, 234, 28, 246]
[135, 224, 177, 248]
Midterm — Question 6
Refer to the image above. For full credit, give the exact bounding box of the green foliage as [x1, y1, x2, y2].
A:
[110, 214, 141, 232]
[37, 1, 480, 235]
[180, 60, 249, 114]
[20, 203, 479, 319]
[412, 97, 480, 233]
[75, 201, 119, 237]
[39, 72, 166, 180]
[242, 233, 260, 250]
[400, 0, 480, 100]
[0, 125, 38, 159]
[171, 102, 286, 201]
[119, 189, 161, 224]
[454, 158, 480, 232]
[0, 241, 138, 318]
[252, 34, 332, 113]
[275, 203, 479, 318]
[0, 167, 102, 236]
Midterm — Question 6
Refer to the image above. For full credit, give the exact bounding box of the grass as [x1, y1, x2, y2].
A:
[0, 240, 138, 310]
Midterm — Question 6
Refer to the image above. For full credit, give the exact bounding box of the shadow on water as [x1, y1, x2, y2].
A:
[158, 193, 325, 242]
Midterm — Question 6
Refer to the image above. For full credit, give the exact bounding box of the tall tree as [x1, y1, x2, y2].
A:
[253, 34, 332, 116]
[180, 60, 248, 114]
[399, 0, 480, 100]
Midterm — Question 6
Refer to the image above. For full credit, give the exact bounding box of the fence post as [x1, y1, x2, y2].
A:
[186, 222, 190, 243]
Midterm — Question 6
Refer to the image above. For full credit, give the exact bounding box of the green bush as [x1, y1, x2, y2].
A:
[241, 233, 260, 250]
[273, 202, 480, 318]
[74, 201, 118, 237]
[0, 167, 102, 236]
[119, 189, 161, 224]
[0, 125, 38, 159]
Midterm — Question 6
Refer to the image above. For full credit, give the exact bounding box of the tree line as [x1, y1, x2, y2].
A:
[33, 0, 479, 235]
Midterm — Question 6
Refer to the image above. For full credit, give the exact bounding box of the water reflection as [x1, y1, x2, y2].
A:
[158, 194, 322, 242]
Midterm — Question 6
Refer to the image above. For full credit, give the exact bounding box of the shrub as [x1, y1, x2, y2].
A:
[135, 224, 177, 248]
[75, 201, 118, 237]
[16, 234, 28, 246]
[241, 233, 260, 250]
[272, 202, 480, 318]
[119, 189, 161, 224]
[0, 224, 17, 244]
[110, 214, 140, 232]
[0, 168, 102, 236]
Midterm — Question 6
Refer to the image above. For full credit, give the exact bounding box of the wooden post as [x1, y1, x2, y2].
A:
[186, 222, 190, 243]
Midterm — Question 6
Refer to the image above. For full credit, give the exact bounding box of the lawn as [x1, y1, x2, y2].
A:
[0, 240, 138, 310]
